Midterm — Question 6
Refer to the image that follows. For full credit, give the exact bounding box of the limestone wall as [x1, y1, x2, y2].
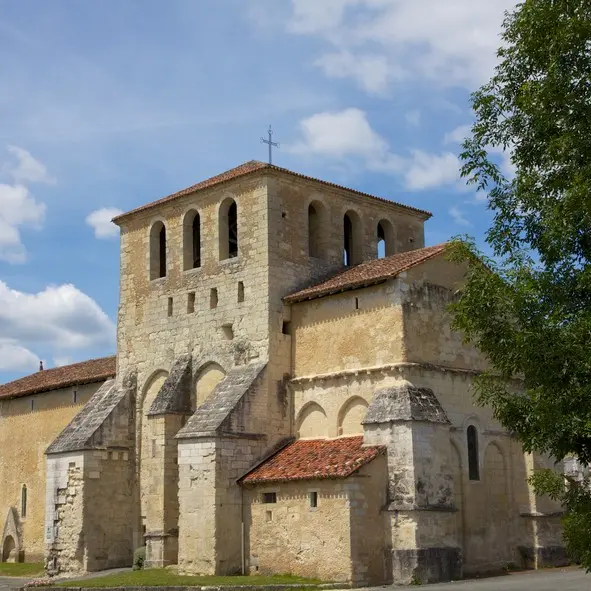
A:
[0, 382, 103, 563]
[290, 284, 405, 377]
[244, 456, 388, 585]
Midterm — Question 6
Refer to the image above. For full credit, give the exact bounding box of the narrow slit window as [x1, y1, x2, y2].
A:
[73, 390, 77, 404]
[220, 198, 238, 260]
[237, 281, 245, 303]
[467, 425, 480, 481]
[354, 297, 359, 310]
[210, 288, 218, 309]
[262, 492, 277, 504]
[159, 225, 167, 277]
[309, 491, 318, 508]
[187, 292, 195, 314]
[21, 485, 27, 518]
[149, 221, 167, 279]
[192, 213, 201, 268]
[167, 297, 173, 317]
[30, 399, 34, 411]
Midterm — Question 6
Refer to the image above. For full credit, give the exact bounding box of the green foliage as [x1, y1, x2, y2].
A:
[54, 569, 325, 588]
[410, 573, 423, 585]
[132, 546, 146, 571]
[450, 0, 591, 570]
[0, 562, 44, 577]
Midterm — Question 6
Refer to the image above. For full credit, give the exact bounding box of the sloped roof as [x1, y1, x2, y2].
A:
[0, 356, 116, 401]
[112, 160, 431, 223]
[284, 243, 448, 303]
[240, 436, 385, 484]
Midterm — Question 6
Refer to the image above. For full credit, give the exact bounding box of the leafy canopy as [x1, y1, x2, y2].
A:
[449, 0, 591, 568]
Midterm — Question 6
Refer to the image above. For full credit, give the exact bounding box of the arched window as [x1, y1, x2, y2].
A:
[308, 201, 326, 258]
[343, 210, 362, 266]
[21, 484, 27, 518]
[467, 425, 480, 481]
[149, 221, 167, 279]
[377, 219, 395, 258]
[183, 210, 201, 270]
[219, 198, 238, 260]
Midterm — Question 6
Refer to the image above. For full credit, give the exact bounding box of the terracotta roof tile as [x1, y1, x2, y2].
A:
[240, 436, 385, 484]
[0, 356, 116, 401]
[284, 243, 448, 303]
[112, 161, 431, 223]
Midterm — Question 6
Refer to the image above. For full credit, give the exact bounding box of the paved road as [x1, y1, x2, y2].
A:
[0, 578, 29, 591]
[395, 567, 589, 590]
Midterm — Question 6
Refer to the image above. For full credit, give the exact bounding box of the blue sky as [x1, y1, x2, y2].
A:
[0, 0, 516, 381]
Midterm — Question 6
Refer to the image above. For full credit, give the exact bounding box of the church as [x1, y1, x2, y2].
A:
[0, 161, 567, 586]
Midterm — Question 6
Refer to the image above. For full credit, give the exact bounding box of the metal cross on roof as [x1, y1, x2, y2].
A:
[260, 125, 279, 164]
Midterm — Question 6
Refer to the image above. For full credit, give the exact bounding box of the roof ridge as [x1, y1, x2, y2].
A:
[284, 243, 448, 303]
[113, 160, 431, 223]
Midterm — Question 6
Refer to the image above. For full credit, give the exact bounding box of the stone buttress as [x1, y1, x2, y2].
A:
[44, 372, 137, 575]
[363, 380, 461, 585]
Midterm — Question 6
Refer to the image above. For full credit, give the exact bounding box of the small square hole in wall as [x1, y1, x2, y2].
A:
[210, 288, 218, 309]
[187, 292, 195, 314]
[309, 491, 318, 508]
[262, 492, 277, 504]
[222, 323, 234, 340]
[167, 297, 173, 317]
[237, 281, 245, 303]
[282, 321, 291, 335]
[265, 510, 273, 522]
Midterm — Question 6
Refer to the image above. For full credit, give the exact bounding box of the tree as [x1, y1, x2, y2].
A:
[448, 0, 591, 568]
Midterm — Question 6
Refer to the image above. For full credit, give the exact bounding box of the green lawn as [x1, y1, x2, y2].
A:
[56, 570, 325, 588]
[0, 562, 45, 577]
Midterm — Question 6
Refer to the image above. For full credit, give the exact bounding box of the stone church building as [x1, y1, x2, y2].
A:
[0, 161, 567, 585]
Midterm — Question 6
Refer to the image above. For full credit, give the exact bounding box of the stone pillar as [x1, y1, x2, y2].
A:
[143, 414, 183, 567]
[363, 380, 461, 585]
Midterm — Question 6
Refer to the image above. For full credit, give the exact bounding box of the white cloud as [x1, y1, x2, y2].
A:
[0, 147, 50, 263]
[0, 340, 39, 372]
[53, 355, 74, 368]
[86, 207, 123, 239]
[287, 0, 517, 93]
[449, 205, 472, 226]
[405, 110, 421, 127]
[289, 108, 460, 190]
[403, 150, 460, 190]
[6, 145, 55, 185]
[0, 280, 115, 351]
[289, 108, 390, 159]
[444, 124, 472, 145]
[315, 51, 401, 95]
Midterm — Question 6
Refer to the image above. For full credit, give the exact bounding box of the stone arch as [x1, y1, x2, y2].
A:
[193, 362, 226, 409]
[377, 219, 395, 258]
[308, 200, 327, 259]
[296, 402, 328, 439]
[149, 221, 167, 280]
[343, 209, 362, 266]
[337, 396, 368, 436]
[183, 209, 202, 270]
[1, 508, 21, 563]
[141, 370, 169, 414]
[2, 536, 16, 563]
[219, 197, 238, 260]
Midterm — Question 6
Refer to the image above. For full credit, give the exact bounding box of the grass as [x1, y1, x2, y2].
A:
[0, 562, 45, 577]
[56, 569, 325, 588]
